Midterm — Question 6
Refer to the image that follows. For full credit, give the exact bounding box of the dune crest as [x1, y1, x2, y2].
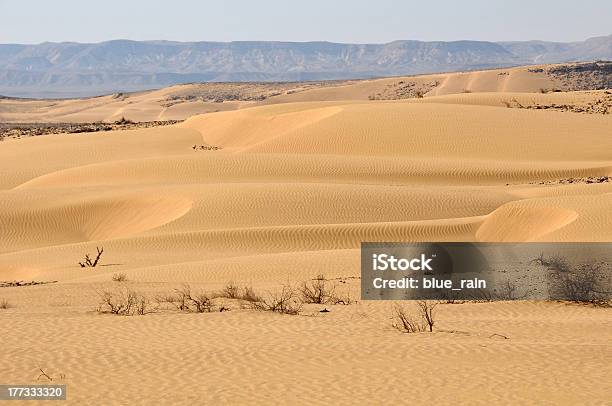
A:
[476, 205, 578, 242]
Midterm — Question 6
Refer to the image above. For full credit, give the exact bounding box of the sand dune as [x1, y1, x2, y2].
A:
[1, 75, 611, 404]
[181, 100, 612, 159]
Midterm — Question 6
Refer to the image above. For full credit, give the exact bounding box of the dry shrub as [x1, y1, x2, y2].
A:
[535, 254, 609, 304]
[97, 288, 157, 316]
[0, 299, 10, 309]
[299, 274, 335, 304]
[134, 294, 156, 316]
[299, 275, 354, 305]
[79, 246, 104, 268]
[533, 252, 571, 273]
[112, 273, 127, 282]
[330, 290, 354, 305]
[240, 286, 262, 303]
[114, 116, 134, 125]
[473, 288, 493, 302]
[549, 262, 609, 304]
[391, 305, 426, 333]
[494, 279, 529, 300]
[252, 285, 302, 315]
[156, 293, 188, 311]
[417, 301, 437, 332]
[157, 284, 216, 313]
[392, 301, 437, 333]
[220, 281, 239, 299]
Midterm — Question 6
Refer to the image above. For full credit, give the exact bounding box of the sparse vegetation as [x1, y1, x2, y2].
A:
[0, 299, 11, 309]
[368, 80, 438, 100]
[392, 301, 437, 333]
[532, 252, 571, 273]
[329, 290, 354, 305]
[192, 144, 223, 151]
[239, 285, 262, 303]
[0, 120, 183, 141]
[112, 273, 128, 282]
[79, 247, 104, 268]
[1, 280, 57, 288]
[97, 288, 157, 316]
[299, 274, 354, 305]
[299, 274, 335, 304]
[179, 285, 216, 313]
[494, 279, 526, 300]
[546, 61, 612, 91]
[532, 176, 611, 186]
[97, 278, 356, 316]
[549, 262, 609, 304]
[114, 116, 134, 125]
[157, 284, 217, 313]
[251, 285, 303, 315]
[502, 93, 611, 114]
[391, 304, 426, 333]
[417, 301, 437, 332]
[534, 254, 610, 305]
[220, 281, 240, 299]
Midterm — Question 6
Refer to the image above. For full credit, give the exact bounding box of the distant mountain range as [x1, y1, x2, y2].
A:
[1, 35, 610, 98]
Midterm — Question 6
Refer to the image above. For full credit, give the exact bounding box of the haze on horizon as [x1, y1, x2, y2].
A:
[1, 0, 611, 45]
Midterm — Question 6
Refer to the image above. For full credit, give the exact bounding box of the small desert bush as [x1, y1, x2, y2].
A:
[112, 273, 128, 282]
[114, 116, 134, 125]
[299, 275, 354, 305]
[252, 285, 303, 315]
[418, 301, 437, 332]
[79, 246, 104, 268]
[391, 305, 426, 333]
[220, 281, 240, 299]
[493, 279, 529, 300]
[0, 299, 10, 309]
[239, 286, 262, 303]
[535, 254, 609, 304]
[329, 290, 354, 305]
[549, 262, 609, 304]
[157, 284, 217, 313]
[299, 274, 335, 304]
[156, 292, 188, 311]
[392, 301, 437, 333]
[533, 252, 571, 273]
[97, 288, 157, 316]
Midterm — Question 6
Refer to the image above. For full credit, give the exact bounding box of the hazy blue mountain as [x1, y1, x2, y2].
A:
[0, 36, 610, 98]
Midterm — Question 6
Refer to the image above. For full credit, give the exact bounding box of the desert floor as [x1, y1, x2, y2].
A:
[1, 82, 611, 404]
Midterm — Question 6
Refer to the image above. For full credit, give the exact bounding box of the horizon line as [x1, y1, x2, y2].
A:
[2, 34, 611, 47]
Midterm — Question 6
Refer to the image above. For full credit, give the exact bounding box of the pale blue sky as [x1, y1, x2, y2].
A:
[1, 0, 610, 44]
